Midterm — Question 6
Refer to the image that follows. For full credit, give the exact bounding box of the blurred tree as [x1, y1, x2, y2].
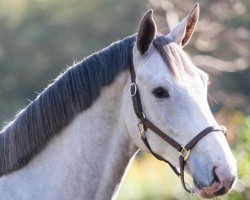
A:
[0, 0, 146, 124]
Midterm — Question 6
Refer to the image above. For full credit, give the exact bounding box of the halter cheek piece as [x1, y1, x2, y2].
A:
[129, 37, 227, 193]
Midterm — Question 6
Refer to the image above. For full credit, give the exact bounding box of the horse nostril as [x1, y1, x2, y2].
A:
[211, 166, 220, 185]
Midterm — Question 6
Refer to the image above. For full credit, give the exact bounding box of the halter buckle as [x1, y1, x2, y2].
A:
[137, 121, 146, 139]
[137, 113, 146, 139]
[179, 146, 190, 161]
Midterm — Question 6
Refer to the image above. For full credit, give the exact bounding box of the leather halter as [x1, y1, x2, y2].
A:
[129, 36, 227, 193]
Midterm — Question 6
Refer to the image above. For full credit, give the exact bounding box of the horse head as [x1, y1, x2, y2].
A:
[126, 4, 237, 198]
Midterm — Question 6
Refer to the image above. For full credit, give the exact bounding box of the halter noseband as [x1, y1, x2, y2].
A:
[129, 37, 227, 193]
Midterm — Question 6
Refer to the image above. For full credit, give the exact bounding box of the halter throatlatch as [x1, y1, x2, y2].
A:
[129, 36, 228, 193]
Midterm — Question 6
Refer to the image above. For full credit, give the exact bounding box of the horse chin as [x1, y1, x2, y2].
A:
[196, 187, 227, 199]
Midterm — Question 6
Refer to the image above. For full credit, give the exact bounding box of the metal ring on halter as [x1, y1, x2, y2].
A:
[130, 83, 137, 97]
[220, 125, 227, 136]
[184, 180, 195, 195]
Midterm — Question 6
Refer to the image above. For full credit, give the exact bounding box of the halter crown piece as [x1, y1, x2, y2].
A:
[129, 37, 228, 193]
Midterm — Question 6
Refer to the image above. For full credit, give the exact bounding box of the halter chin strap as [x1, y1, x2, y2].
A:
[129, 38, 227, 193]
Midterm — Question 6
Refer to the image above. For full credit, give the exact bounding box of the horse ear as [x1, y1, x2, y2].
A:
[168, 3, 199, 47]
[137, 10, 156, 55]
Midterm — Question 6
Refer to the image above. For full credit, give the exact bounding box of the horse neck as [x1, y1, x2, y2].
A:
[76, 71, 138, 199]
[0, 70, 138, 200]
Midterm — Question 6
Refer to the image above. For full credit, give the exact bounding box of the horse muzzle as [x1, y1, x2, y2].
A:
[193, 164, 237, 198]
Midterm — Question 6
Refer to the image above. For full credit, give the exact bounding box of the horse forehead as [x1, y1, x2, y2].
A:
[136, 50, 173, 80]
[134, 45, 205, 92]
[137, 57, 199, 86]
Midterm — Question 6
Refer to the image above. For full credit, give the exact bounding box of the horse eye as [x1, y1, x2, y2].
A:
[152, 87, 170, 98]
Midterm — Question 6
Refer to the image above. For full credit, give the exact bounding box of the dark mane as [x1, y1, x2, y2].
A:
[0, 35, 135, 176]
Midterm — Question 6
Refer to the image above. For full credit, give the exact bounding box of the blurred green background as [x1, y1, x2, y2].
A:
[0, 0, 249, 199]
